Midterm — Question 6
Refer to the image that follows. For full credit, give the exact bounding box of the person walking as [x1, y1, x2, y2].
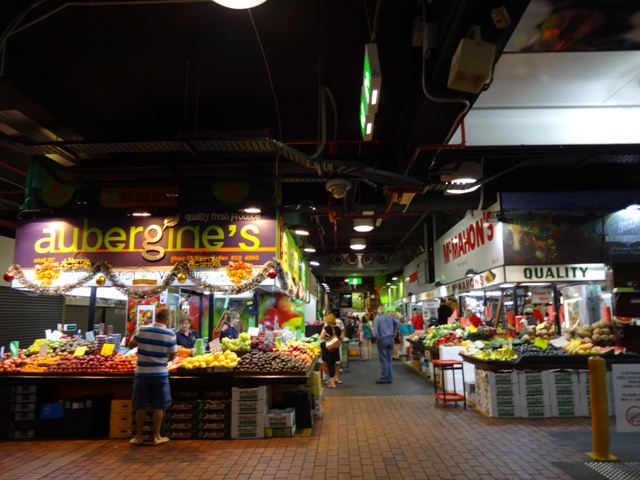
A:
[358, 312, 373, 360]
[373, 306, 400, 384]
[128, 307, 178, 446]
[320, 310, 342, 388]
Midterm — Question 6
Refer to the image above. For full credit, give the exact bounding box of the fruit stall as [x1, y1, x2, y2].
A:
[0, 332, 323, 441]
[403, 320, 640, 419]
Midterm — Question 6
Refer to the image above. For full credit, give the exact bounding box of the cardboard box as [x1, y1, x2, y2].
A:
[521, 405, 551, 418]
[231, 423, 264, 439]
[265, 408, 296, 428]
[487, 371, 517, 385]
[521, 394, 549, 407]
[12, 411, 36, 422]
[12, 393, 37, 403]
[231, 386, 268, 402]
[520, 382, 547, 397]
[11, 386, 36, 395]
[518, 370, 548, 386]
[234, 412, 265, 426]
[551, 403, 581, 417]
[231, 398, 268, 414]
[265, 423, 296, 437]
[111, 399, 132, 414]
[12, 402, 35, 413]
[110, 413, 132, 430]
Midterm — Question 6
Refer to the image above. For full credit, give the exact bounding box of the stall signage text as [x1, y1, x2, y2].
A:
[14, 211, 277, 268]
[442, 210, 495, 265]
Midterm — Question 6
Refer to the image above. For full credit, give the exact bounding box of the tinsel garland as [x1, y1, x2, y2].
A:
[7, 258, 309, 301]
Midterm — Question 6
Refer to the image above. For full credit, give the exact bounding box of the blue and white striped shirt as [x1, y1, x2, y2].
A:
[133, 323, 178, 377]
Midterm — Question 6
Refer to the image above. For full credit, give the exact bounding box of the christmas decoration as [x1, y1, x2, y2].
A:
[3, 271, 14, 282]
[95, 275, 106, 286]
[6, 258, 308, 301]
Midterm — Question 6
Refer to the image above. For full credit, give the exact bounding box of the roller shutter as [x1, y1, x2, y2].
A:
[0, 287, 64, 348]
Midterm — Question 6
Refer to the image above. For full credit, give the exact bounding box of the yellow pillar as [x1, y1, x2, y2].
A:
[586, 355, 617, 461]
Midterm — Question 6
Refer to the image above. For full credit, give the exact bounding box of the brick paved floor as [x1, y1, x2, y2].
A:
[1, 357, 637, 480]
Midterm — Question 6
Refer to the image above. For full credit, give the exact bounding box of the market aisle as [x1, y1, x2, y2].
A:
[0, 395, 633, 480]
[1, 353, 640, 480]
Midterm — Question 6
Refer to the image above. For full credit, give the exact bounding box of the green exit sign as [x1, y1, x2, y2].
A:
[347, 278, 362, 285]
[359, 43, 381, 141]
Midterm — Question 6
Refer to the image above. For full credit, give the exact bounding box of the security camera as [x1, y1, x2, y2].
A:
[325, 178, 352, 199]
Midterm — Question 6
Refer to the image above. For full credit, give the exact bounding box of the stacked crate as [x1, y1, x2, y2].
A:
[518, 371, 551, 418]
[231, 386, 269, 439]
[264, 408, 296, 437]
[548, 370, 581, 417]
[110, 399, 133, 438]
[10, 386, 38, 439]
[474, 370, 520, 418]
[578, 370, 615, 417]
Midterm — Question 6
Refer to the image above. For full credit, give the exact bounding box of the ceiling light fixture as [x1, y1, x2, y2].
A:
[354, 218, 374, 232]
[465, 268, 477, 277]
[309, 261, 320, 267]
[293, 227, 309, 236]
[350, 237, 366, 250]
[303, 244, 316, 253]
[211, 0, 267, 9]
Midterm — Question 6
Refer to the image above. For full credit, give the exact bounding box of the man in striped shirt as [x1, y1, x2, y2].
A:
[128, 307, 178, 446]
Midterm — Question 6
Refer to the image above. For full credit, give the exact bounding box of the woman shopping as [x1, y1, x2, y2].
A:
[320, 310, 342, 388]
[358, 312, 373, 360]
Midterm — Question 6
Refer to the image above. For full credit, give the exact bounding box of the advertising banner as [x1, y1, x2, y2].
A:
[14, 210, 277, 270]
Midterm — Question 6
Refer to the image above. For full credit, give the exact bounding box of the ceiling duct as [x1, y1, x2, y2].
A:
[361, 253, 374, 265]
[346, 253, 359, 265]
[331, 255, 344, 266]
[376, 254, 389, 265]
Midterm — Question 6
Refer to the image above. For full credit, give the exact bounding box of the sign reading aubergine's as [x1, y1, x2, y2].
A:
[13, 210, 277, 268]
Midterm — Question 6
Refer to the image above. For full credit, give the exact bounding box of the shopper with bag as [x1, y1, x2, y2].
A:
[358, 312, 373, 360]
[320, 310, 342, 388]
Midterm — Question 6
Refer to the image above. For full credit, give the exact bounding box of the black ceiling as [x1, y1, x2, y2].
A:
[1, 0, 639, 281]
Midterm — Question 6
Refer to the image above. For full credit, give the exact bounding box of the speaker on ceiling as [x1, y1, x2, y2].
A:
[346, 253, 359, 265]
[447, 28, 496, 94]
[376, 254, 388, 265]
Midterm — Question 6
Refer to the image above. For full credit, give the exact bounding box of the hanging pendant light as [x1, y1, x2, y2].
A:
[350, 238, 366, 250]
[354, 218, 374, 232]
[212, 0, 267, 9]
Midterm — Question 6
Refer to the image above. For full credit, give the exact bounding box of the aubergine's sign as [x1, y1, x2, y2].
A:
[14, 210, 277, 268]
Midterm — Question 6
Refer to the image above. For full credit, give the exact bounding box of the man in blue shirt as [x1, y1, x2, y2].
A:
[373, 306, 401, 384]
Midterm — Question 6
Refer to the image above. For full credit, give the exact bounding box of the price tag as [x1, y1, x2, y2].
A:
[99, 323, 105, 335]
[209, 338, 221, 353]
[39, 344, 48, 357]
[101, 343, 115, 355]
[50, 330, 63, 340]
[534, 337, 549, 349]
[85, 331, 95, 341]
[73, 346, 87, 356]
[247, 327, 260, 337]
[265, 331, 274, 345]
[108, 325, 114, 336]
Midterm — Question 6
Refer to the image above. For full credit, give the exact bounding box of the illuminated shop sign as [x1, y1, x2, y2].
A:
[14, 210, 277, 268]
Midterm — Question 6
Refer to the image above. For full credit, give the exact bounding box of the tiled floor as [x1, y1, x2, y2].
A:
[1, 352, 639, 480]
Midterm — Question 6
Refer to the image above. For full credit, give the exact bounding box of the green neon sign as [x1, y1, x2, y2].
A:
[359, 43, 381, 141]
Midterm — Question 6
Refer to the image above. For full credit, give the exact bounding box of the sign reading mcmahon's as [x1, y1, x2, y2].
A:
[14, 210, 277, 268]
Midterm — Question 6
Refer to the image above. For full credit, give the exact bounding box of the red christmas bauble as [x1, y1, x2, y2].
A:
[3, 272, 14, 282]
[267, 269, 277, 279]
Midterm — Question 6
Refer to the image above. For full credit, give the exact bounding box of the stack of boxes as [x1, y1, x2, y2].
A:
[519, 371, 551, 418]
[231, 386, 269, 439]
[264, 408, 296, 437]
[548, 370, 581, 417]
[304, 371, 323, 420]
[110, 399, 133, 438]
[475, 370, 521, 418]
[10, 386, 40, 439]
[578, 370, 615, 417]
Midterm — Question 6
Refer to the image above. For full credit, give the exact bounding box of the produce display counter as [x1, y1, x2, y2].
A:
[460, 353, 640, 372]
[0, 359, 320, 441]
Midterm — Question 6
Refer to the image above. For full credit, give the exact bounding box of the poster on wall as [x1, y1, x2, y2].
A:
[136, 305, 155, 328]
[611, 364, 640, 433]
[502, 213, 602, 265]
[604, 209, 640, 262]
[169, 305, 177, 330]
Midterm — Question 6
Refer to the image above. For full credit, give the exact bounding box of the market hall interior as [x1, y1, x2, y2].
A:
[1, 353, 639, 480]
